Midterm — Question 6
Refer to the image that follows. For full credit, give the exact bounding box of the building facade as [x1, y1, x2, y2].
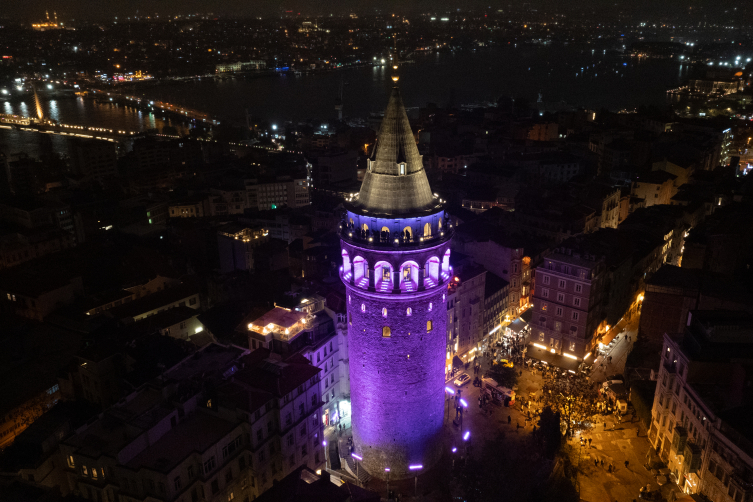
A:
[340, 84, 453, 479]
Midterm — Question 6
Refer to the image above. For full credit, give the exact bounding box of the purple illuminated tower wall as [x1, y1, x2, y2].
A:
[340, 83, 452, 480]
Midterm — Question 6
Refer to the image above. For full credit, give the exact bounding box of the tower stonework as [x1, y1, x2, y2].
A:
[340, 85, 453, 480]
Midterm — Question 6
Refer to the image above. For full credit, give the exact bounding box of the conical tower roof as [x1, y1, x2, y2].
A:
[352, 86, 436, 216]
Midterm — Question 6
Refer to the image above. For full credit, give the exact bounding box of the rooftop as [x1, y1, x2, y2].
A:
[125, 411, 238, 473]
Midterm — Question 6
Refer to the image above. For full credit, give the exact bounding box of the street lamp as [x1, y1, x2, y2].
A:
[409, 465, 423, 495]
[385, 468, 391, 497]
[323, 441, 328, 469]
[351, 453, 362, 485]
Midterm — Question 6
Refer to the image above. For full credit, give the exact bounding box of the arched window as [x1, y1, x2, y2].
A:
[361, 304, 366, 312]
[406, 307, 412, 316]
[382, 308, 387, 317]
[438, 218, 443, 231]
[442, 294, 446, 301]
[402, 226, 413, 241]
[428, 302, 433, 311]
[362, 223, 369, 232]
[427, 320, 433, 332]
[424, 222, 431, 237]
[383, 326, 391, 337]
[348, 295, 351, 303]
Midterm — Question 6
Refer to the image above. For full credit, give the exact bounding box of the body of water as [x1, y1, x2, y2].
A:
[1, 44, 690, 157]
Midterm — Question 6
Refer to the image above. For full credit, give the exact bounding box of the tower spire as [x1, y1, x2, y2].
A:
[353, 77, 437, 216]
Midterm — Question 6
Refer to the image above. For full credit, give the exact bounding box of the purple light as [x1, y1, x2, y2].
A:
[409, 464, 423, 470]
[460, 398, 468, 407]
[452, 447, 457, 452]
[445, 386, 455, 394]
[384, 468, 391, 472]
[463, 431, 470, 441]
[351, 453, 363, 461]
[322, 440, 327, 446]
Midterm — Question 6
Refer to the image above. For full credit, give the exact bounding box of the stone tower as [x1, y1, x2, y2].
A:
[340, 82, 453, 480]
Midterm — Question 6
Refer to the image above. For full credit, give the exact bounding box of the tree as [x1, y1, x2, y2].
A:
[541, 372, 600, 435]
[537, 406, 562, 458]
[487, 362, 518, 389]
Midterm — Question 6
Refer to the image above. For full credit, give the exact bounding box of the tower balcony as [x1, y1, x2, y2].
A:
[339, 224, 453, 251]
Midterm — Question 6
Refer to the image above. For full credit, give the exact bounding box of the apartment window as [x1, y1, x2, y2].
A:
[554, 321, 562, 332]
[557, 292, 565, 302]
[202, 457, 216, 474]
[427, 320, 433, 332]
[299, 403, 304, 417]
[575, 284, 583, 293]
[287, 434, 294, 446]
[558, 279, 566, 288]
[67, 456, 75, 468]
[539, 332, 545, 342]
[257, 429, 263, 442]
[225, 470, 233, 483]
[285, 413, 292, 426]
[383, 326, 391, 337]
[267, 421, 273, 433]
[555, 307, 563, 317]
[239, 455, 246, 470]
[82, 465, 89, 476]
[541, 303, 548, 312]
[569, 341, 576, 351]
[188, 465, 195, 479]
[174, 477, 182, 491]
[542, 288, 549, 298]
[311, 394, 318, 407]
[542, 275, 550, 285]
[289, 454, 296, 467]
[189, 297, 197, 306]
[571, 312, 580, 321]
[302, 444, 308, 456]
[300, 424, 307, 437]
[573, 297, 581, 307]
[228, 492, 235, 501]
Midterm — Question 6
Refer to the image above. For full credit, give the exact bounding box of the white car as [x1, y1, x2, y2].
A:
[454, 373, 471, 387]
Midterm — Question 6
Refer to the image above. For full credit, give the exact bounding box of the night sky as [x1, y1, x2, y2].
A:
[1, 0, 749, 22]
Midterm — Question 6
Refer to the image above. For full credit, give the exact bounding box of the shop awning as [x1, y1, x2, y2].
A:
[525, 344, 580, 372]
[508, 318, 528, 335]
[452, 356, 464, 368]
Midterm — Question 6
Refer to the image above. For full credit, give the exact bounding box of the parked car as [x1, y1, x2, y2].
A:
[454, 373, 471, 387]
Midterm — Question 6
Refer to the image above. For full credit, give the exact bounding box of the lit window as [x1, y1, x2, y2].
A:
[427, 320, 433, 332]
[429, 302, 433, 311]
[361, 304, 366, 312]
[382, 308, 387, 317]
[406, 308, 412, 316]
[383, 326, 391, 337]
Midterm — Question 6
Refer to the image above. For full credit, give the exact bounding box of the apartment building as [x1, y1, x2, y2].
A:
[58, 343, 324, 502]
[246, 293, 350, 432]
[531, 248, 606, 360]
[445, 260, 486, 369]
[649, 311, 753, 497]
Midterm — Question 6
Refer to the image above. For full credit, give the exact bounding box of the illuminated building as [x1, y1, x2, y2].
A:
[340, 76, 452, 479]
[31, 11, 65, 31]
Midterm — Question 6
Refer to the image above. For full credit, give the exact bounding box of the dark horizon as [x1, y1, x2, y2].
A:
[1, 0, 752, 23]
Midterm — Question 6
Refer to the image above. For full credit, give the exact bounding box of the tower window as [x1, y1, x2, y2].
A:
[428, 302, 433, 311]
[361, 304, 366, 313]
[382, 327, 391, 337]
[427, 320, 433, 332]
[406, 308, 412, 316]
[382, 308, 387, 317]
[400, 163, 405, 175]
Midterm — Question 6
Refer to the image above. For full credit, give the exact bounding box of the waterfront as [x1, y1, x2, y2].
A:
[0, 44, 691, 157]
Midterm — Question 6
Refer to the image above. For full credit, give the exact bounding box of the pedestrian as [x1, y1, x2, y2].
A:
[508, 415, 512, 425]
[604, 422, 608, 430]
[625, 460, 629, 468]
[600, 459, 604, 467]
[588, 438, 592, 447]
[594, 458, 599, 467]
